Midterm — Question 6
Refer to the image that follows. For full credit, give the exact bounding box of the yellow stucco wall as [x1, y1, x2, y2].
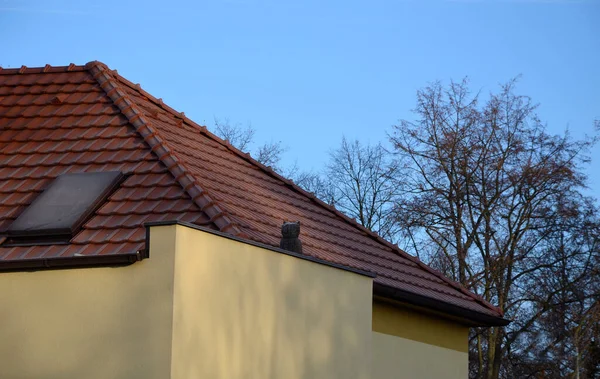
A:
[372, 332, 469, 379]
[170, 224, 373, 379]
[0, 221, 472, 379]
[372, 300, 470, 379]
[372, 300, 469, 352]
[0, 225, 178, 379]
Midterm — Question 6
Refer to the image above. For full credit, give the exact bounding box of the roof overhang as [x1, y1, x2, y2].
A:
[0, 251, 144, 272]
[373, 282, 510, 327]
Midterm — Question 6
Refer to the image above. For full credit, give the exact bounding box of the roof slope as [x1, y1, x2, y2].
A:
[0, 62, 506, 325]
[0, 64, 216, 259]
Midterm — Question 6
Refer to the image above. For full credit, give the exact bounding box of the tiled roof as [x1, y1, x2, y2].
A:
[0, 62, 505, 324]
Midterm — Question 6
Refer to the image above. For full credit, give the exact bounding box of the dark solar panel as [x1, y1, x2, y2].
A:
[7, 171, 123, 240]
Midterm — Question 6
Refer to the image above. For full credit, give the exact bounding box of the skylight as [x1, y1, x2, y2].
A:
[6, 171, 123, 245]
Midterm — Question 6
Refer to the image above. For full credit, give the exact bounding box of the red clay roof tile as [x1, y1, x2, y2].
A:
[0, 61, 505, 324]
[0, 63, 214, 268]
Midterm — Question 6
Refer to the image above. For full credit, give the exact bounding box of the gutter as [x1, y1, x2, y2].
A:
[0, 251, 144, 272]
[373, 282, 510, 327]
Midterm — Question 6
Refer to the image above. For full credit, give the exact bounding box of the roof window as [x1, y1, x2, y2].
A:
[5, 171, 123, 245]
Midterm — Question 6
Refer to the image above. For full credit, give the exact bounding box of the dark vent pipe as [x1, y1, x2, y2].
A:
[280, 221, 303, 253]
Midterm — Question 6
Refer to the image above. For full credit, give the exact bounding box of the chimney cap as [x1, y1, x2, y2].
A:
[280, 221, 302, 253]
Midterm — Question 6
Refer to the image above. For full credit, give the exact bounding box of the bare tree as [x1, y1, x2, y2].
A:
[211, 117, 338, 201]
[255, 140, 286, 171]
[285, 165, 336, 205]
[326, 137, 399, 241]
[213, 117, 255, 151]
[505, 194, 600, 379]
[390, 78, 598, 379]
[211, 117, 287, 170]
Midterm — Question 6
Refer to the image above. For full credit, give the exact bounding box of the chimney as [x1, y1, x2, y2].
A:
[280, 221, 303, 253]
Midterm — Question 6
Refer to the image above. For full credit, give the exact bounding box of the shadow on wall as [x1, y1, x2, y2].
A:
[171, 227, 373, 379]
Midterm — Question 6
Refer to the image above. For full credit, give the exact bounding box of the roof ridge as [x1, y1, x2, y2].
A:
[85, 61, 500, 317]
[84, 61, 246, 238]
[0, 63, 86, 75]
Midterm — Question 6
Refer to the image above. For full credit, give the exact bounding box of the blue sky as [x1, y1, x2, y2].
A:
[1, 0, 599, 196]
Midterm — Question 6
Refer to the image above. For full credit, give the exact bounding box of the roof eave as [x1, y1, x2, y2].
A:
[0, 251, 144, 272]
[373, 282, 510, 327]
